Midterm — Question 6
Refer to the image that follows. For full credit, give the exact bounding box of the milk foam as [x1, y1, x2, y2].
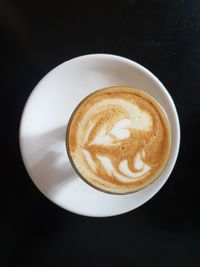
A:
[85, 99, 152, 146]
[68, 87, 171, 194]
[91, 127, 113, 145]
[82, 149, 96, 172]
[97, 151, 151, 183]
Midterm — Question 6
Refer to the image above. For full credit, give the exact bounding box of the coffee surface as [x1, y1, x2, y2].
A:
[67, 87, 171, 194]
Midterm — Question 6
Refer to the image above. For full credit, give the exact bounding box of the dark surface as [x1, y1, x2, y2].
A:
[1, 0, 200, 266]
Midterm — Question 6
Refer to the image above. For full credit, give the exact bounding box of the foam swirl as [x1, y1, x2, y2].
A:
[68, 87, 171, 194]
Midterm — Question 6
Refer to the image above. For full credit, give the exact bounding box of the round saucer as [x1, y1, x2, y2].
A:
[19, 54, 180, 217]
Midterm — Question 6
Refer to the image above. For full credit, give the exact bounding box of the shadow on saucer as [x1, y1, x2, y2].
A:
[22, 126, 78, 196]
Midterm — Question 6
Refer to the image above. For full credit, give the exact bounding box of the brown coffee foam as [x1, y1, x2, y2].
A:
[67, 87, 171, 194]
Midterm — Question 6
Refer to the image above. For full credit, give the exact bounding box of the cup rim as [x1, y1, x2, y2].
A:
[65, 73, 179, 195]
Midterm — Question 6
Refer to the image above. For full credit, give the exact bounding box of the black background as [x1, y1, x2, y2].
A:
[1, 0, 200, 266]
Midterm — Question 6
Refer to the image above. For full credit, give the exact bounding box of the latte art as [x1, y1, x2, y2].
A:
[67, 87, 171, 194]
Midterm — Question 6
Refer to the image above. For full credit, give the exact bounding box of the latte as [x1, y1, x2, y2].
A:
[66, 87, 171, 194]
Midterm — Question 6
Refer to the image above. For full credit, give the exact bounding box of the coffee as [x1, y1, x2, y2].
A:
[66, 87, 171, 194]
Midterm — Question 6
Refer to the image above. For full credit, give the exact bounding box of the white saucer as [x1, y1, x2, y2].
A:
[19, 54, 180, 217]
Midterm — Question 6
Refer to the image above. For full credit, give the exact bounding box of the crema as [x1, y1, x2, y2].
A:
[67, 87, 171, 194]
